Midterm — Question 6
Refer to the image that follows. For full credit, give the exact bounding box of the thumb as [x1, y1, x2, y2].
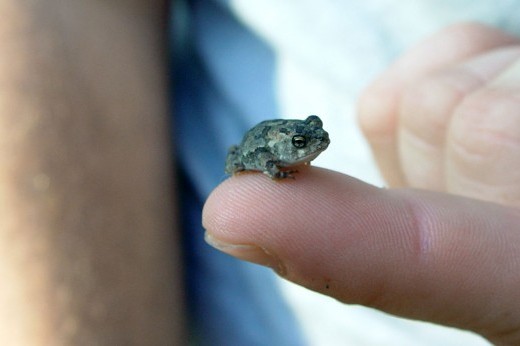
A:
[202, 168, 520, 345]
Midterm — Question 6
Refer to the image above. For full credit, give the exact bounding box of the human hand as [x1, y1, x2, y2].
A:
[203, 23, 520, 345]
[358, 22, 520, 207]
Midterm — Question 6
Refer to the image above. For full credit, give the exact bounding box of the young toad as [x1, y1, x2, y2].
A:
[225, 115, 330, 179]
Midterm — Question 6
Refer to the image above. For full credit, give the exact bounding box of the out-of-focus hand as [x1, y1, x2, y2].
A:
[358, 22, 520, 207]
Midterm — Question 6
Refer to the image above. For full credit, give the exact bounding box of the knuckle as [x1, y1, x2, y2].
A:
[400, 74, 465, 140]
[449, 88, 520, 167]
[400, 69, 482, 144]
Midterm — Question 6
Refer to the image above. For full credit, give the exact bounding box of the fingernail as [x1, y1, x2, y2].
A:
[204, 232, 286, 275]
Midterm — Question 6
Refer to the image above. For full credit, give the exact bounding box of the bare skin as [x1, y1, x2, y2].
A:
[203, 23, 520, 345]
[0, 1, 185, 345]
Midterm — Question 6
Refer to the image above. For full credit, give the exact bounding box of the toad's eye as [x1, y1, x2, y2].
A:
[292, 135, 307, 148]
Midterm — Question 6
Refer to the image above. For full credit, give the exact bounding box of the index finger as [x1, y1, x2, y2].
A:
[203, 168, 520, 344]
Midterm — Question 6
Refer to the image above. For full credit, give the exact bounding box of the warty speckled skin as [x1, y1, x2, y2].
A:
[225, 115, 330, 179]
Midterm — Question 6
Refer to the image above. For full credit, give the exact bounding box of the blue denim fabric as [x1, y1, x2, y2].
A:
[172, 1, 306, 345]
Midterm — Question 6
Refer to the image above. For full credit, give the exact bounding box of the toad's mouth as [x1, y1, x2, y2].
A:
[280, 151, 322, 166]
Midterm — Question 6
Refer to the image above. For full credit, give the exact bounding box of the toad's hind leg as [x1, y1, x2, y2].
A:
[225, 145, 245, 175]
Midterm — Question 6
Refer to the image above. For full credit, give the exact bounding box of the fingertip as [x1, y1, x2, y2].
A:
[202, 167, 345, 243]
[202, 171, 288, 239]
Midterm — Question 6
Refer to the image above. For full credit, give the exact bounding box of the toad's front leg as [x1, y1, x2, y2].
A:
[265, 161, 297, 180]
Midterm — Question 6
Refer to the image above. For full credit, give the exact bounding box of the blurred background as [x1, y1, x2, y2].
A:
[1, 0, 519, 345]
[174, 0, 520, 345]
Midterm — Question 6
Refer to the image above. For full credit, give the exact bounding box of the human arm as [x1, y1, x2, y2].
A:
[0, 1, 185, 344]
